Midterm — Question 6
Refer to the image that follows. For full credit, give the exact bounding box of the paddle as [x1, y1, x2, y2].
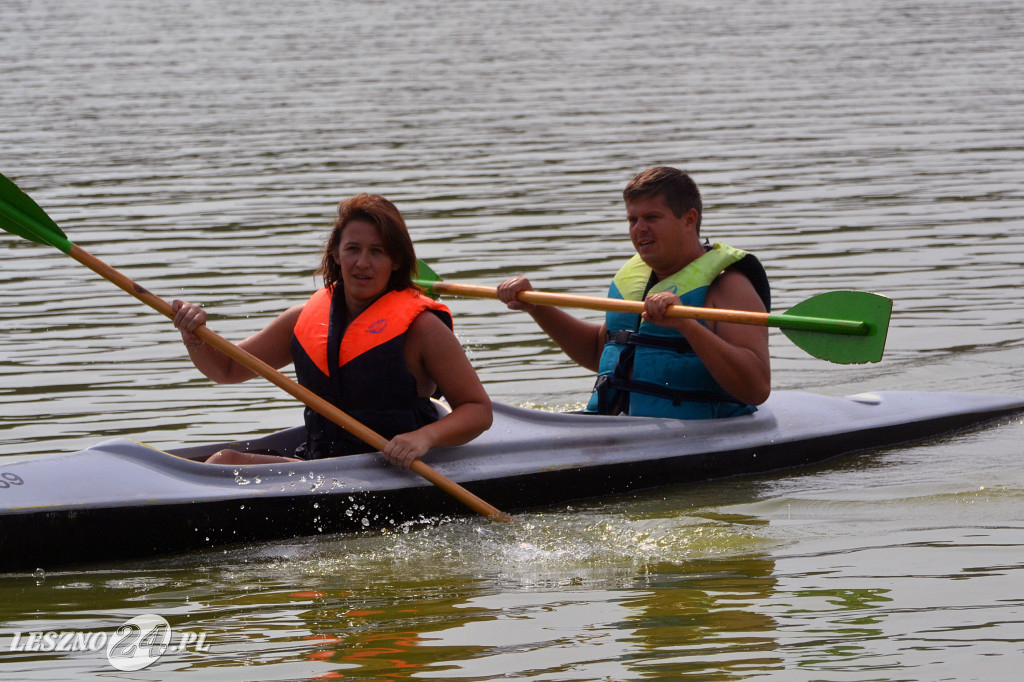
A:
[414, 261, 892, 365]
[0, 172, 512, 523]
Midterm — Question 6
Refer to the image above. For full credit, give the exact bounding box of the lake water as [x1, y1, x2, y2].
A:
[2, 0, 1024, 678]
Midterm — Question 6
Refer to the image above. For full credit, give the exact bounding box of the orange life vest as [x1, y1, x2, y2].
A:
[290, 286, 453, 458]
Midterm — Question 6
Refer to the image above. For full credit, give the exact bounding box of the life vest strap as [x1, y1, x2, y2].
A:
[593, 340, 744, 415]
[606, 329, 694, 353]
[594, 373, 741, 415]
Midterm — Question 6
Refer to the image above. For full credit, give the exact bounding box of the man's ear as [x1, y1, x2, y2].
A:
[684, 208, 700, 231]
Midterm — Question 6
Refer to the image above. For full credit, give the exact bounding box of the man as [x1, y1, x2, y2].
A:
[497, 166, 771, 418]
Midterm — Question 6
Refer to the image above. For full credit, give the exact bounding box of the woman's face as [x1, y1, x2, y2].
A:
[335, 219, 398, 311]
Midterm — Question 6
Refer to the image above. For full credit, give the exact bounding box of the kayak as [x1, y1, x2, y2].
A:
[2, 389, 1022, 572]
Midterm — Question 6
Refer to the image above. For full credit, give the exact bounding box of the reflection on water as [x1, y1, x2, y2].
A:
[1, 505, 784, 680]
[2, 0, 1024, 678]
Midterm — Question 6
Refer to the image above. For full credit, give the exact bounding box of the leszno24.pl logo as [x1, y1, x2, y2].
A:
[8, 614, 209, 671]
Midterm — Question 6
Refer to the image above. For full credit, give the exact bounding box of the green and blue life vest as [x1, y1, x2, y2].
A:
[585, 242, 770, 419]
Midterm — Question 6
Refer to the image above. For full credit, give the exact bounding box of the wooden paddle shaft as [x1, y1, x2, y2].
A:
[429, 281, 771, 325]
[425, 280, 869, 335]
[67, 245, 513, 522]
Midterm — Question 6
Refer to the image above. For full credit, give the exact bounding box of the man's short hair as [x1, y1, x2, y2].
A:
[623, 166, 703, 232]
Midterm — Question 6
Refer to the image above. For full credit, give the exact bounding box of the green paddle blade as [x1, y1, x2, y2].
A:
[778, 291, 892, 364]
[414, 259, 442, 299]
[0, 172, 74, 253]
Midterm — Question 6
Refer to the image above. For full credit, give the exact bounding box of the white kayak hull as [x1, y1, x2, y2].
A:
[1, 390, 1022, 571]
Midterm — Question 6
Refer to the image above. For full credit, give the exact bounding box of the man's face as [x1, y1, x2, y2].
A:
[626, 194, 698, 278]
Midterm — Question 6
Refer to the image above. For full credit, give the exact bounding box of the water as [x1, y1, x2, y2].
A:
[2, 0, 1024, 678]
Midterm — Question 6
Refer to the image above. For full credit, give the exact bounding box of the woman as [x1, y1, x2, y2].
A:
[172, 194, 492, 469]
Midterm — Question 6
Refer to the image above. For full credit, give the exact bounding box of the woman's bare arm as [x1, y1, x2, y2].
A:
[172, 300, 303, 383]
[384, 312, 493, 468]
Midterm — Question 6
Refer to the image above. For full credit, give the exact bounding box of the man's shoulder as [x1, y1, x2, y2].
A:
[720, 253, 771, 312]
[710, 267, 757, 290]
[708, 268, 768, 313]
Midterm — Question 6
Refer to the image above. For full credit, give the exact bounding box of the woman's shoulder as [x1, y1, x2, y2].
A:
[260, 302, 307, 341]
[278, 302, 308, 324]
[408, 307, 455, 336]
[406, 308, 461, 358]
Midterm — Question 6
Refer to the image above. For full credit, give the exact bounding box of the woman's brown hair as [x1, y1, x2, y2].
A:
[317, 193, 416, 292]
